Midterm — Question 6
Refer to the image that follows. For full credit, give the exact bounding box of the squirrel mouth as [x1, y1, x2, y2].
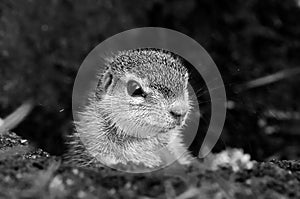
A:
[103, 116, 179, 142]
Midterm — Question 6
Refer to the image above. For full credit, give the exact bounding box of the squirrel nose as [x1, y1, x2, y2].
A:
[169, 109, 188, 126]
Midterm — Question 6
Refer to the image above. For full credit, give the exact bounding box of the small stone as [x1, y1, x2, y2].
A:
[49, 176, 65, 191]
[72, 168, 79, 175]
[66, 178, 74, 186]
[109, 189, 116, 195]
[49, 176, 66, 197]
[4, 176, 11, 182]
[245, 179, 252, 185]
[20, 139, 28, 144]
[77, 190, 86, 198]
[16, 173, 22, 179]
[125, 182, 131, 189]
[78, 172, 84, 178]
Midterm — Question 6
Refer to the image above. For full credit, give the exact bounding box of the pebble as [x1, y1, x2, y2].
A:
[77, 190, 87, 198]
[72, 168, 79, 175]
[66, 178, 74, 186]
[20, 139, 28, 144]
[49, 176, 65, 192]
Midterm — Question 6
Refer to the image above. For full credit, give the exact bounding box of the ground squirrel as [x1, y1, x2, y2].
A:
[65, 48, 194, 168]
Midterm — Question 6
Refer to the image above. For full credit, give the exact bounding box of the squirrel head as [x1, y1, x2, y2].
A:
[95, 49, 191, 139]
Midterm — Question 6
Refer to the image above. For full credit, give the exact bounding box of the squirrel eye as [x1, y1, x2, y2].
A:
[127, 80, 146, 97]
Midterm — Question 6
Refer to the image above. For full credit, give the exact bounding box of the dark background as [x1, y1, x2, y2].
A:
[0, 0, 299, 161]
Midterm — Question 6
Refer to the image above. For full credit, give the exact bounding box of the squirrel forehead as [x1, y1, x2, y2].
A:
[107, 49, 188, 95]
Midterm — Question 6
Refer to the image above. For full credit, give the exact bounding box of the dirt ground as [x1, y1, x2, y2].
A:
[0, 132, 299, 199]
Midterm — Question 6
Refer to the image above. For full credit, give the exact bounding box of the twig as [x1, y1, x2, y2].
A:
[235, 67, 300, 92]
[0, 100, 34, 134]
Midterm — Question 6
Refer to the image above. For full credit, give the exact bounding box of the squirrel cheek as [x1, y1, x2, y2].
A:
[129, 97, 144, 105]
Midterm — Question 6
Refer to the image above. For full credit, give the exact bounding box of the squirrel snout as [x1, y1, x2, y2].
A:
[169, 107, 188, 126]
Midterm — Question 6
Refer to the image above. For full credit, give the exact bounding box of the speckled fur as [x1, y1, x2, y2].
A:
[64, 49, 194, 168]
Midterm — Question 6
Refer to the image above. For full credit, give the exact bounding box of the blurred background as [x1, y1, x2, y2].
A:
[0, 0, 299, 161]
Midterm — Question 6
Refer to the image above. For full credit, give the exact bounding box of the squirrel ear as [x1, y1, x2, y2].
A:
[95, 70, 113, 99]
[102, 71, 113, 92]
